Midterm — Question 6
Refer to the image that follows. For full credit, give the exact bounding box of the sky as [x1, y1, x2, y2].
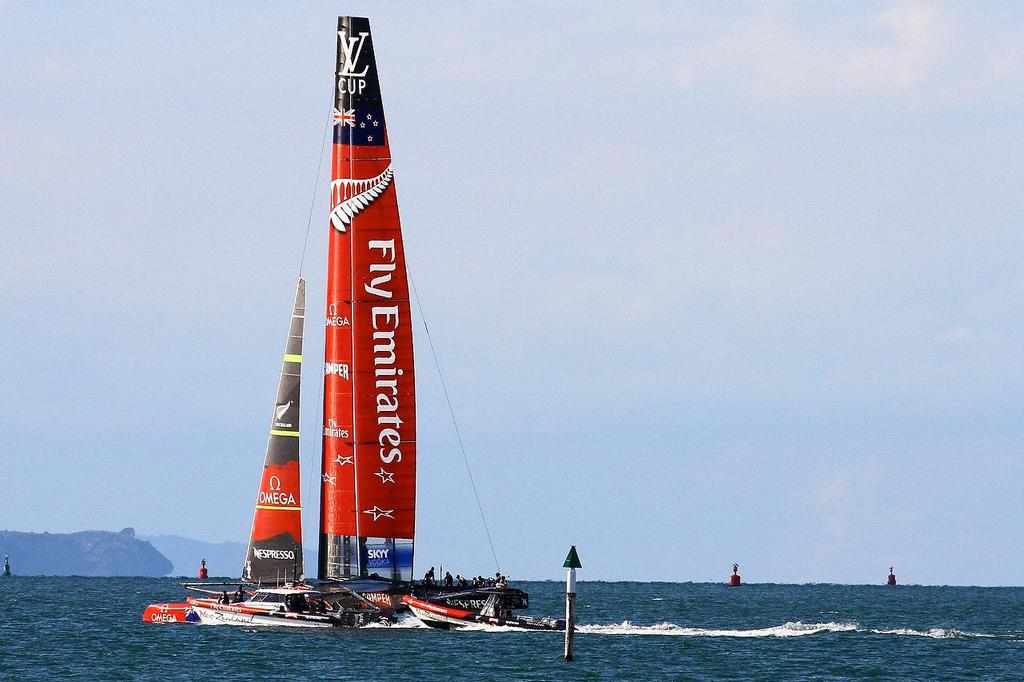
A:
[2, 1, 1023, 585]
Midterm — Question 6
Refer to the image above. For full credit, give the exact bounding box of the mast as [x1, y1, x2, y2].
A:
[243, 278, 305, 583]
[319, 16, 417, 581]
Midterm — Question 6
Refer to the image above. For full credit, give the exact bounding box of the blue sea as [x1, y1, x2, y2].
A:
[2, 578, 1023, 680]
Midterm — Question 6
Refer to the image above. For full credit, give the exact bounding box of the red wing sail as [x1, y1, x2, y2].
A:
[244, 278, 305, 583]
[319, 16, 416, 581]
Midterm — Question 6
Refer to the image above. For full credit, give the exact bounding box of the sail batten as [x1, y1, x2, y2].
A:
[244, 278, 306, 584]
[319, 16, 416, 582]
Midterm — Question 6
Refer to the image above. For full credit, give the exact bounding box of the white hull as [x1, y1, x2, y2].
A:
[406, 603, 473, 629]
[191, 605, 335, 629]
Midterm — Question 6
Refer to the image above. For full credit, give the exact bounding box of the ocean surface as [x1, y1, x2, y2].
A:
[2, 578, 1023, 680]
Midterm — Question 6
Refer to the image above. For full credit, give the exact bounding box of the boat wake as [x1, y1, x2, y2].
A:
[867, 627, 996, 639]
[577, 621, 857, 638]
[574, 621, 1000, 639]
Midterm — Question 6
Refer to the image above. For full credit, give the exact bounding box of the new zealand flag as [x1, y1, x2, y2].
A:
[334, 105, 386, 145]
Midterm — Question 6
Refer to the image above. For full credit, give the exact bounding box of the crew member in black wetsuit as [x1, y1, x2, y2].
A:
[423, 567, 435, 585]
[444, 571, 453, 588]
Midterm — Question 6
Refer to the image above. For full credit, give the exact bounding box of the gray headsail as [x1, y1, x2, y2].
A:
[243, 279, 305, 583]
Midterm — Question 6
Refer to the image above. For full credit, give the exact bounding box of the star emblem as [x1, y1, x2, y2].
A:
[363, 506, 394, 521]
[375, 468, 395, 484]
[322, 473, 336, 485]
[366, 113, 373, 120]
[334, 454, 353, 467]
[367, 135, 373, 142]
[373, 121, 379, 127]
[360, 122, 366, 128]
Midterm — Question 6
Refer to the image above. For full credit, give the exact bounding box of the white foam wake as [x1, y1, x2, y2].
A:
[573, 621, 998, 639]
[868, 627, 995, 639]
[363, 613, 430, 629]
[576, 621, 858, 638]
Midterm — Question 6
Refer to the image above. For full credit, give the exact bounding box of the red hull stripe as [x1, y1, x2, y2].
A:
[401, 595, 474, 620]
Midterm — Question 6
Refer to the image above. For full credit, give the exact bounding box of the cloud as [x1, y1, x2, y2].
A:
[664, 2, 1024, 106]
[938, 326, 977, 344]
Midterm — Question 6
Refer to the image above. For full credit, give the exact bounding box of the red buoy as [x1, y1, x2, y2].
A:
[887, 566, 896, 586]
[729, 563, 742, 586]
[198, 558, 208, 580]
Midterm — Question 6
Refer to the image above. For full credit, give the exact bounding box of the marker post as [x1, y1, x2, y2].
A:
[563, 546, 582, 662]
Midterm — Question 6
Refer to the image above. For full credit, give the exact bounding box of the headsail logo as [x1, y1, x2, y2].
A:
[323, 417, 350, 439]
[329, 165, 394, 232]
[258, 475, 297, 506]
[365, 241, 407, 468]
[338, 30, 370, 78]
[363, 506, 395, 522]
[366, 547, 391, 569]
[338, 29, 370, 95]
[325, 302, 350, 327]
[325, 362, 350, 380]
[274, 401, 292, 426]
[333, 107, 356, 127]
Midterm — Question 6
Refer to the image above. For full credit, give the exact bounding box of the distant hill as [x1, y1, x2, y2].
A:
[141, 535, 316, 578]
[140, 534, 246, 578]
[0, 528, 172, 577]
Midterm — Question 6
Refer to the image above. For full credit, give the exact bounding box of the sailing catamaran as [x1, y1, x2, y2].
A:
[317, 14, 417, 599]
[232, 14, 417, 607]
[142, 16, 411, 626]
[143, 16, 557, 629]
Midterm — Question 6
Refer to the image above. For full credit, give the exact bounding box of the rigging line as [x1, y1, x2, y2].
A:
[297, 94, 332, 560]
[297, 97, 334, 278]
[407, 266, 501, 573]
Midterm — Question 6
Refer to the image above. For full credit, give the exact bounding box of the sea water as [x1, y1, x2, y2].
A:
[1, 578, 1023, 679]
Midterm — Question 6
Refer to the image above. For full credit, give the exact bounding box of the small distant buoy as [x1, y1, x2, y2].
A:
[198, 558, 208, 580]
[729, 563, 741, 586]
[887, 566, 896, 586]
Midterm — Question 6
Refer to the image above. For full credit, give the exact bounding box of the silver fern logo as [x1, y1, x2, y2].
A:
[330, 165, 394, 232]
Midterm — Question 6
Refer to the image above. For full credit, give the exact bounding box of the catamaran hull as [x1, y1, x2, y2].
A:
[405, 600, 474, 629]
[403, 595, 564, 631]
[187, 596, 380, 628]
[142, 602, 198, 624]
[191, 605, 338, 628]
